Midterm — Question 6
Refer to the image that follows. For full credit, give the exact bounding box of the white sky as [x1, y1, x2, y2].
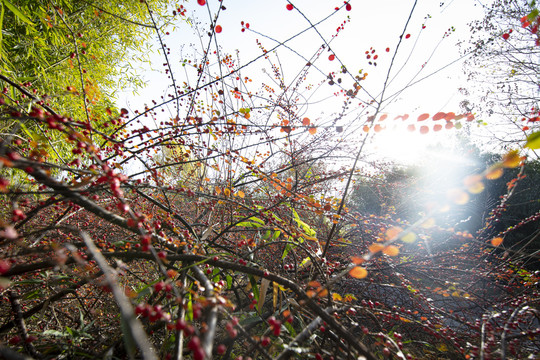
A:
[116, 0, 487, 165]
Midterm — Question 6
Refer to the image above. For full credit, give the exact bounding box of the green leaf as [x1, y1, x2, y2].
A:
[529, 8, 539, 21]
[284, 321, 297, 337]
[281, 243, 292, 260]
[43, 330, 67, 337]
[226, 275, 232, 289]
[525, 131, 540, 149]
[272, 231, 281, 239]
[236, 221, 263, 228]
[248, 275, 259, 301]
[3, 0, 34, 26]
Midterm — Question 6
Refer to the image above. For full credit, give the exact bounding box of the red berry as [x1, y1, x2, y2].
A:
[286, 4, 293, 10]
[188, 336, 201, 351]
[502, 33, 510, 40]
[217, 344, 227, 355]
[215, 25, 222, 33]
[261, 336, 271, 347]
[197, 0, 206, 5]
[8, 336, 21, 345]
[329, 54, 335, 61]
[345, 3, 352, 11]
[154, 281, 165, 292]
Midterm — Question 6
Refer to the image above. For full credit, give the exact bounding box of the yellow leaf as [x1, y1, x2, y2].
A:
[420, 218, 435, 229]
[437, 343, 448, 352]
[464, 174, 485, 194]
[401, 232, 417, 243]
[502, 149, 522, 168]
[237, 190, 245, 198]
[525, 131, 540, 149]
[332, 293, 342, 301]
[485, 165, 504, 180]
[273, 281, 279, 311]
[224, 188, 231, 197]
[215, 186, 221, 195]
[349, 266, 368, 279]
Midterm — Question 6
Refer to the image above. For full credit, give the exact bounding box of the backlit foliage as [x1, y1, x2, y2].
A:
[0, 1, 538, 360]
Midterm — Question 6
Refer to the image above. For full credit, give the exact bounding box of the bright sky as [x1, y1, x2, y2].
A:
[116, 0, 487, 165]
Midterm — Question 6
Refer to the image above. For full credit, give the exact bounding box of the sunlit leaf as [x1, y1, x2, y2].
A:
[224, 188, 231, 197]
[309, 127, 317, 135]
[401, 232, 417, 243]
[385, 226, 403, 240]
[349, 266, 368, 279]
[237, 190, 245, 198]
[383, 245, 399, 256]
[368, 243, 384, 253]
[464, 175, 485, 194]
[433, 112, 446, 120]
[302, 117, 310, 126]
[447, 188, 469, 205]
[485, 165, 504, 180]
[491, 237, 503, 247]
[417, 113, 430, 121]
[502, 149, 522, 168]
[420, 218, 435, 228]
[525, 131, 540, 149]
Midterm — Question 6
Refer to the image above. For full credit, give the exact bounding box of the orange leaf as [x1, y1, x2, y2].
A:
[349, 266, 368, 279]
[491, 237, 503, 247]
[308, 127, 317, 135]
[385, 226, 403, 240]
[485, 165, 504, 180]
[237, 190, 245, 198]
[224, 188, 231, 197]
[368, 243, 384, 253]
[302, 117, 310, 126]
[444, 112, 455, 121]
[502, 150, 522, 168]
[417, 113, 430, 121]
[433, 112, 446, 120]
[383, 245, 399, 256]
